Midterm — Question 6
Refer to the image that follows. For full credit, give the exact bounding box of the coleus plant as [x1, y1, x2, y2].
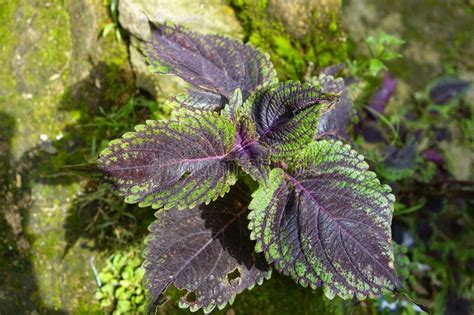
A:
[96, 23, 401, 313]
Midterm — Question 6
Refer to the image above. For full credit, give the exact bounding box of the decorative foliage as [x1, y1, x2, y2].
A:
[249, 141, 400, 300]
[87, 23, 400, 313]
[313, 74, 353, 140]
[377, 142, 417, 182]
[146, 23, 277, 110]
[242, 81, 338, 160]
[144, 184, 271, 313]
[99, 110, 238, 210]
[428, 77, 470, 105]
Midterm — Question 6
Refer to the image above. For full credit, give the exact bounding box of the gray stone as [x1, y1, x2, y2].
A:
[135, 0, 242, 37]
[118, 0, 150, 41]
[0, 0, 106, 312]
[0, 0, 136, 312]
[342, 0, 474, 89]
[268, 0, 341, 38]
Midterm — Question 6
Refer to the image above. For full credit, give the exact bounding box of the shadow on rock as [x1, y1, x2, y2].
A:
[56, 61, 156, 255]
[0, 111, 67, 314]
[0, 59, 157, 313]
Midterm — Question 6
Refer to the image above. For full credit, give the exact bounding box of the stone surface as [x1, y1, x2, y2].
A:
[0, 0, 94, 311]
[135, 0, 243, 37]
[267, 0, 341, 38]
[118, 0, 151, 40]
[0, 0, 134, 313]
[342, 0, 474, 89]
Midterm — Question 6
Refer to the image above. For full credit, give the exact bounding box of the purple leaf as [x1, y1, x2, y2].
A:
[232, 115, 271, 181]
[174, 89, 228, 111]
[378, 142, 417, 181]
[432, 127, 451, 142]
[146, 24, 277, 110]
[249, 140, 400, 300]
[421, 149, 443, 166]
[243, 81, 338, 160]
[315, 74, 353, 140]
[359, 122, 385, 143]
[322, 63, 345, 76]
[144, 184, 271, 313]
[222, 89, 271, 181]
[429, 77, 470, 105]
[98, 110, 238, 210]
[368, 73, 397, 115]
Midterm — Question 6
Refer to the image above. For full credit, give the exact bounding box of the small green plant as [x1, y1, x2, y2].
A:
[348, 32, 405, 77]
[101, 0, 122, 42]
[95, 247, 146, 314]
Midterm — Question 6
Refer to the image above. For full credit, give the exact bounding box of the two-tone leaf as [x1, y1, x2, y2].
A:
[223, 89, 271, 181]
[98, 110, 237, 210]
[144, 184, 271, 313]
[146, 24, 277, 110]
[313, 74, 353, 140]
[242, 81, 338, 160]
[232, 115, 271, 181]
[249, 140, 400, 300]
[248, 168, 323, 289]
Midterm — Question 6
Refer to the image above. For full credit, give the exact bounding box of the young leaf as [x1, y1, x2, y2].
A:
[232, 114, 271, 181]
[368, 59, 387, 77]
[223, 89, 271, 181]
[144, 184, 271, 313]
[98, 110, 237, 210]
[243, 81, 338, 160]
[146, 24, 277, 110]
[249, 140, 400, 300]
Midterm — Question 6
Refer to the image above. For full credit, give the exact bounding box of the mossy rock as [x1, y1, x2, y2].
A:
[0, 0, 136, 313]
[231, 0, 348, 80]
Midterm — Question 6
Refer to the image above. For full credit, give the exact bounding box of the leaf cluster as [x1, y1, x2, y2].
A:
[95, 23, 401, 313]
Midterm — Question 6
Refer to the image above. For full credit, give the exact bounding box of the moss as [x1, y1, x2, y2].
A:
[0, 0, 19, 91]
[0, 0, 75, 159]
[26, 182, 102, 312]
[0, 0, 137, 313]
[231, 0, 347, 80]
[223, 273, 351, 315]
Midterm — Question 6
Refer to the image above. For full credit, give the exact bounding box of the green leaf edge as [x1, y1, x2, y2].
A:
[247, 140, 397, 301]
